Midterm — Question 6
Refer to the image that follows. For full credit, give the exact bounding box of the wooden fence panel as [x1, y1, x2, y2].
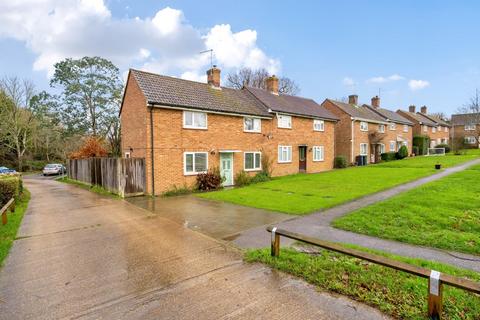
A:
[67, 158, 145, 197]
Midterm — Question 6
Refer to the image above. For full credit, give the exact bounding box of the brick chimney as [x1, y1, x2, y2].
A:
[266, 75, 279, 95]
[420, 105, 427, 114]
[348, 94, 358, 105]
[207, 65, 221, 88]
[409, 105, 416, 113]
[371, 96, 380, 108]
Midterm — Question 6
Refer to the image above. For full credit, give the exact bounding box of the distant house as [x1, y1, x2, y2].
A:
[120, 66, 338, 195]
[397, 105, 451, 147]
[322, 95, 413, 164]
[451, 113, 480, 148]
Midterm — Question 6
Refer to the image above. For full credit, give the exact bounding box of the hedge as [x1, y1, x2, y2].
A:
[381, 152, 397, 161]
[334, 156, 348, 168]
[0, 175, 23, 207]
[435, 143, 451, 153]
[413, 135, 430, 155]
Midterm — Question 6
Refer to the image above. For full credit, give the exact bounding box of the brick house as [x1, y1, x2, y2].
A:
[322, 95, 413, 164]
[120, 67, 338, 195]
[397, 105, 451, 148]
[451, 113, 480, 148]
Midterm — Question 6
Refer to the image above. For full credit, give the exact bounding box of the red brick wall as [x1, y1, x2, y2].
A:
[322, 100, 354, 162]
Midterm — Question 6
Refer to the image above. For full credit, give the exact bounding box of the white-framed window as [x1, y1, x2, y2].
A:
[465, 124, 476, 131]
[244, 152, 261, 171]
[184, 152, 208, 175]
[432, 126, 437, 133]
[277, 115, 292, 129]
[312, 146, 324, 161]
[360, 143, 368, 155]
[124, 152, 131, 159]
[438, 126, 443, 132]
[278, 145, 292, 163]
[465, 136, 477, 144]
[445, 126, 449, 132]
[378, 124, 385, 133]
[379, 144, 386, 154]
[423, 125, 428, 132]
[244, 117, 261, 133]
[360, 121, 368, 131]
[183, 111, 207, 129]
[403, 124, 409, 132]
[389, 141, 396, 152]
[313, 119, 325, 131]
[389, 123, 396, 130]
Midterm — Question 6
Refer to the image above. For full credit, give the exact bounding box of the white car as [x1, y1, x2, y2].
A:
[43, 164, 66, 176]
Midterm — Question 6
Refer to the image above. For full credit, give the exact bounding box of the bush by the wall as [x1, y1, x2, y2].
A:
[234, 170, 252, 187]
[413, 135, 430, 155]
[334, 156, 348, 168]
[381, 152, 397, 162]
[435, 143, 451, 153]
[196, 167, 224, 191]
[396, 145, 408, 159]
[251, 171, 271, 183]
[0, 175, 22, 207]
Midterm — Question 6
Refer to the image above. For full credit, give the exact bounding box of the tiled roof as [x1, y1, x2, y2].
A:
[130, 69, 271, 117]
[398, 111, 438, 126]
[451, 113, 480, 125]
[246, 87, 338, 120]
[424, 114, 451, 127]
[364, 105, 413, 125]
[326, 99, 386, 122]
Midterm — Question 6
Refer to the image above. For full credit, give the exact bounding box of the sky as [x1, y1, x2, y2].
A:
[1, 0, 480, 115]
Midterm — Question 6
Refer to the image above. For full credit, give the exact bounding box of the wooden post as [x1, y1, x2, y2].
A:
[428, 270, 443, 319]
[271, 227, 280, 257]
[1, 211, 7, 225]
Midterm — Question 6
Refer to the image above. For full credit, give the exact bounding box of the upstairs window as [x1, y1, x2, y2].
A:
[184, 152, 208, 175]
[389, 123, 396, 130]
[277, 115, 292, 128]
[378, 124, 385, 133]
[465, 124, 476, 131]
[360, 121, 368, 131]
[432, 126, 437, 133]
[183, 111, 207, 129]
[445, 127, 449, 132]
[244, 117, 261, 132]
[313, 119, 325, 131]
[403, 125, 409, 132]
[423, 125, 428, 132]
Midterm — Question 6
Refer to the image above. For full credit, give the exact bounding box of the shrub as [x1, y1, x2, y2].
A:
[413, 135, 430, 155]
[396, 145, 408, 159]
[234, 170, 252, 187]
[69, 136, 108, 159]
[251, 171, 271, 183]
[334, 156, 348, 168]
[163, 184, 193, 197]
[412, 146, 419, 156]
[196, 167, 224, 191]
[381, 152, 397, 161]
[261, 153, 274, 177]
[0, 175, 22, 207]
[435, 143, 451, 153]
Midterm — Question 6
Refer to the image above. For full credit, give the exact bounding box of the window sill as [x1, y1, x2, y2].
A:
[184, 172, 207, 176]
[313, 129, 325, 132]
[244, 168, 262, 172]
[183, 126, 208, 130]
[313, 159, 325, 162]
[243, 130, 262, 133]
[278, 161, 292, 164]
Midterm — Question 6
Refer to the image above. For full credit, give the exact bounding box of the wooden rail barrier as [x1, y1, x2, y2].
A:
[1, 198, 15, 225]
[267, 226, 480, 320]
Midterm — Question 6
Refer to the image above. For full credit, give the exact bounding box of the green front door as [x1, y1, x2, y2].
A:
[220, 153, 234, 186]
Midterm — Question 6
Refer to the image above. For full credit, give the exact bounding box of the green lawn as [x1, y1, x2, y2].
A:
[0, 189, 30, 267]
[333, 164, 480, 256]
[198, 151, 480, 215]
[246, 246, 480, 320]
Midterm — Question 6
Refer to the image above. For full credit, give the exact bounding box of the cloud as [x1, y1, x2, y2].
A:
[408, 79, 430, 91]
[367, 74, 405, 84]
[0, 0, 280, 79]
[343, 77, 356, 86]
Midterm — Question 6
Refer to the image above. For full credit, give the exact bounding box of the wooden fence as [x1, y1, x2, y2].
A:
[268, 226, 480, 319]
[67, 158, 146, 197]
[1, 198, 15, 225]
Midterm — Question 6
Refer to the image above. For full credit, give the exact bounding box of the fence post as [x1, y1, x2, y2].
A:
[1, 211, 7, 225]
[271, 227, 280, 257]
[428, 270, 443, 319]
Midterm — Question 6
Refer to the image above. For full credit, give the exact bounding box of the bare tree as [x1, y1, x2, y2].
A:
[226, 67, 300, 95]
[457, 89, 480, 145]
[0, 77, 37, 170]
[429, 112, 449, 122]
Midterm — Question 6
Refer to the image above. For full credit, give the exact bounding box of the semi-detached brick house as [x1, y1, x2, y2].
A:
[322, 95, 413, 164]
[120, 67, 338, 195]
[397, 105, 451, 148]
[451, 113, 480, 148]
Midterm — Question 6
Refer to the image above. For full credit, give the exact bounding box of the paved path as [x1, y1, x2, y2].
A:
[0, 177, 389, 320]
[232, 158, 480, 272]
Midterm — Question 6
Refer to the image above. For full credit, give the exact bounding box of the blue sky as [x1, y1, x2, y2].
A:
[1, 0, 479, 115]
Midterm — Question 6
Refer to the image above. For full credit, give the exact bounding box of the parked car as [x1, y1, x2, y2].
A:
[0, 166, 16, 174]
[43, 164, 66, 176]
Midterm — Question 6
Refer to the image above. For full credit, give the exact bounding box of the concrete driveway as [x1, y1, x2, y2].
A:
[0, 177, 389, 320]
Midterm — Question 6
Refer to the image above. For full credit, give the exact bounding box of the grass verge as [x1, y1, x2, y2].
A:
[333, 164, 480, 256]
[198, 151, 479, 215]
[246, 246, 480, 320]
[0, 189, 30, 267]
[56, 177, 120, 199]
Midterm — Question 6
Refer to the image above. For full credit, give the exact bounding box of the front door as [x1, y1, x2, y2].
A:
[299, 146, 307, 172]
[220, 153, 233, 186]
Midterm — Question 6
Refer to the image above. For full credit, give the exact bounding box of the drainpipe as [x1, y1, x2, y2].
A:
[149, 105, 155, 196]
[351, 119, 355, 164]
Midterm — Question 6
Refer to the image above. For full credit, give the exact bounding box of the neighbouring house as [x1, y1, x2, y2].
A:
[322, 95, 413, 164]
[397, 105, 451, 148]
[120, 66, 338, 195]
[451, 113, 480, 148]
